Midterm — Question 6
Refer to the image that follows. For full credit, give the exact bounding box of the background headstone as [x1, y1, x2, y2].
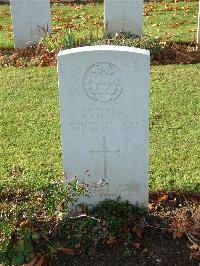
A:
[58, 46, 150, 208]
[197, 0, 200, 44]
[10, 0, 51, 49]
[104, 0, 143, 36]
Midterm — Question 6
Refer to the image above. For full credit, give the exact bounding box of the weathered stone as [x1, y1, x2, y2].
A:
[104, 0, 143, 36]
[58, 45, 150, 208]
[10, 0, 51, 48]
[197, 0, 200, 44]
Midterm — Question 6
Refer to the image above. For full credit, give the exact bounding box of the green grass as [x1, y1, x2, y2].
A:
[0, 5, 12, 48]
[144, 1, 199, 42]
[0, 1, 199, 49]
[1, 67, 62, 189]
[1, 64, 200, 192]
[150, 64, 200, 191]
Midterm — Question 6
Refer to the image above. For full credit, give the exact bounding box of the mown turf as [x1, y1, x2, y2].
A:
[1, 67, 62, 189]
[0, 5, 12, 48]
[150, 64, 200, 191]
[1, 64, 200, 192]
[144, 1, 199, 42]
[0, 1, 199, 49]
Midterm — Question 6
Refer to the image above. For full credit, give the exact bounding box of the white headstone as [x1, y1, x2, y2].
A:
[197, 0, 200, 44]
[10, 0, 51, 49]
[58, 45, 150, 208]
[104, 0, 143, 36]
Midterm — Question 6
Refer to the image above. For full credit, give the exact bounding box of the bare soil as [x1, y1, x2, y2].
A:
[47, 192, 200, 266]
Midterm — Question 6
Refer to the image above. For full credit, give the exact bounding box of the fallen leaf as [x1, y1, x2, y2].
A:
[134, 224, 142, 239]
[132, 242, 141, 249]
[173, 230, 184, 239]
[158, 194, 169, 202]
[20, 220, 29, 228]
[35, 256, 47, 266]
[152, 23, 159, 27]
[148, 203, 155, 211]
[106, 236, 117, 245]
[58, 247, 75, 255]
[189, 29, 196, 32]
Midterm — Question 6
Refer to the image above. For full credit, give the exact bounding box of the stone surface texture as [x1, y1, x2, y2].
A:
[197, 0, 200, 44]
[10, 0, 51, 48]
[58, 45, 150, 208]
[104, 0, 143, 36]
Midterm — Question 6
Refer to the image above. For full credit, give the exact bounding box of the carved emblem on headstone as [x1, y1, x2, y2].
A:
[83, 62, 123, 103]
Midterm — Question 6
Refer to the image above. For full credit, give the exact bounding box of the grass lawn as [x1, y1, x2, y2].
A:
[0, 1, 199, 49]
[1, 64, 200, 193]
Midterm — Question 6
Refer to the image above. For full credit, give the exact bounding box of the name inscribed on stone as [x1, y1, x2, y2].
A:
[69, 107, 138, 134]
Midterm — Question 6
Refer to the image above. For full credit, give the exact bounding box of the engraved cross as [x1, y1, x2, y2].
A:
[90, 136, 120, 180]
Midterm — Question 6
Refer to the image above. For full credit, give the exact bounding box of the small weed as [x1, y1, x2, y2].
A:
[45, 29, 163, 56]
[41, 34, 59, 53]
[61, 29, 99, 49]
[62, 29, 76, 49]
[124, 247, 134, 257]
[0, 178, 88, 265]
[92, 198, 145, 241]
[89, 34, 163, 55]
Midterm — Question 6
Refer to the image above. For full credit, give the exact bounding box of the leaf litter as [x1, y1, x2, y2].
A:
[1, 189, 200, 265]
[0, 40, 199, 68]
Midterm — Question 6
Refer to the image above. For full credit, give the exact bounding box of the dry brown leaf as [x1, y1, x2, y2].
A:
[35, 256, 47, 266]
[173, 230, 184, 239]
[132, 242, 141, 250]
[106, 236, 117, 245]
[192, 252, 200, 261]
[158, 194, 169, 202]
[148, 203, 155, 211]
[20, 220, 29, 228]
[134, 224, 142, 239]
[189, 29, 196, 32]
[58, 247, 75, 255]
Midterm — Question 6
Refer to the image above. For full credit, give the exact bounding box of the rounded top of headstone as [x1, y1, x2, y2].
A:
[58, 45, 150, 58]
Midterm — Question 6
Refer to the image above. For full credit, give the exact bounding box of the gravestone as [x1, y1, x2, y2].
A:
[58, 45, 150, 208]
[104, 0, 143, 36]
[197, 0, 200, 44]
[10, 0, 51, 49]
